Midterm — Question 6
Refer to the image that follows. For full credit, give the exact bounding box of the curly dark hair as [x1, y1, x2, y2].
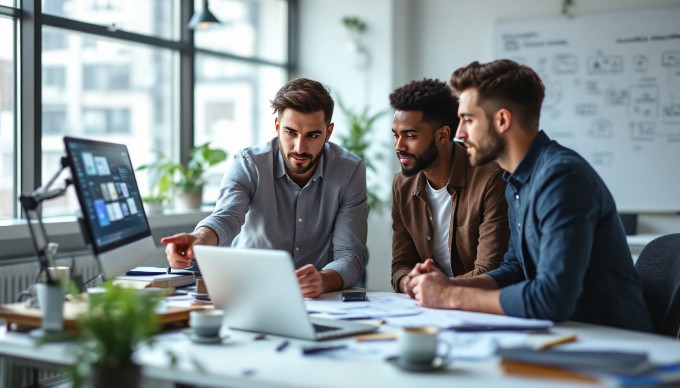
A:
[450, 59, 545, 131]
[270, 78, 334, 126]
[389, 78, 459, 140]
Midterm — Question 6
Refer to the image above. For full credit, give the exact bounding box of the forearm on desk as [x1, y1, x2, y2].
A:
[321, 270, 344, 293]
[449, 285, 504, 314]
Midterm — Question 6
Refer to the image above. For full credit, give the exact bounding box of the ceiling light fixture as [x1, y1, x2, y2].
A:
[188, 0, 221, 30]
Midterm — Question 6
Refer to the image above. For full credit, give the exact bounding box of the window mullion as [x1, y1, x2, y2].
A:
[18, 0, 42, 204]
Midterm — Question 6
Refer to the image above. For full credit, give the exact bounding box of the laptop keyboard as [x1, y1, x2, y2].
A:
[313, 323, 341, 333]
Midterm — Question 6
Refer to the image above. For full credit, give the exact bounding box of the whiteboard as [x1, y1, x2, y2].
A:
[494, 7, 680, 212]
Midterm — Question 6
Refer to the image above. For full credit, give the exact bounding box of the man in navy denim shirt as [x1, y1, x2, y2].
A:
[407, 59, 653, 332]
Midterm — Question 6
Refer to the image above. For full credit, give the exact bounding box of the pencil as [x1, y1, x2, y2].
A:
[276, 340, 290, 352]
[538, 333, 578, 350]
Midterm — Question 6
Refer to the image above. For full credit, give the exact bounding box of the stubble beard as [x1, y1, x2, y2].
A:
[398, 138, 439, 177]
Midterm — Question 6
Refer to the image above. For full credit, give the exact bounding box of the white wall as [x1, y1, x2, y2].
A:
[297, 0, 680, 291]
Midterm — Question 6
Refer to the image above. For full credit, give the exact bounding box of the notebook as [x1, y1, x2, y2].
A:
[193, 246, 379, 341]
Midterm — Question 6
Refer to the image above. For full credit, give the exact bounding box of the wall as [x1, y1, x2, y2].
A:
[296, 0, 680, 291]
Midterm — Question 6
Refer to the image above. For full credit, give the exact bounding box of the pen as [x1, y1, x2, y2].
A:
[538, 333, 578, 350]
[166, 266, 172, 274]
[302, 345, 347, 355]
[276, 340, 289, 352]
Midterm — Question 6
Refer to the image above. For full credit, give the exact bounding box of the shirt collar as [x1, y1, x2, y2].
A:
[412, 141, 467, 196]
[503, 130, 550, 188]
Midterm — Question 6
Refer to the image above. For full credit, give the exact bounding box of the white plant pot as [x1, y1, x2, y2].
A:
[143, 202, 164, 215]
[175, 190, 203, 211]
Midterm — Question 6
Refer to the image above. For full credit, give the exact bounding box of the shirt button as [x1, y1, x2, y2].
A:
[295, 246, 300, 251]
[298, 218, 302, 222]
[429, 217, 433, 221]
[515, 194, 520, 200]
[517, 223, 521, 227]
[426, 235, 431, 241]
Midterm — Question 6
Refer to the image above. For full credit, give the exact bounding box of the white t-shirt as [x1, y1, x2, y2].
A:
[425, 180, 453, 277]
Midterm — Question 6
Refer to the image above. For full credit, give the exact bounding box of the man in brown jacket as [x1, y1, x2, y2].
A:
[390, 78, 510, 297]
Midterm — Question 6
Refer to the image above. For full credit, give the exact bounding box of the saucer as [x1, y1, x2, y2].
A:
[182, 329, 226, 344]
[385, 355, 448, 372]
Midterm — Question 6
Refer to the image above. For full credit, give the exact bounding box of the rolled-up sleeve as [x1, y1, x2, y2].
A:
[323, 160, 368, 287]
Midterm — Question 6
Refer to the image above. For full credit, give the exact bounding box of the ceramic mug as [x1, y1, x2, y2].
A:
[398, 326, 450, 365]
[190, 309, 224, 338]
[40, 266, 70, 284]
[35, 283, 65, 332]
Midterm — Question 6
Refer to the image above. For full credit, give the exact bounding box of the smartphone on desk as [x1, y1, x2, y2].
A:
[341, 291, 367, 302]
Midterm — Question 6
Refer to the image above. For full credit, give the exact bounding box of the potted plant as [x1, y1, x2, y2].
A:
[137, 142, 227, 211]
[71, 282, 161, 388]
[140, 194, 167, 215]
[336, 95, 388, 211]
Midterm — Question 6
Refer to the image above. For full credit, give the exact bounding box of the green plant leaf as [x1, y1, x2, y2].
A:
[335, 94, 389, 212]
[136, 142, 228, 198]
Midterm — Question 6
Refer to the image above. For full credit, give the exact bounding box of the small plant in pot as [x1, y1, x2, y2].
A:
[140, 194, 167, 215]
[72, 282, 161, 388]
[137, 142, 227, 211]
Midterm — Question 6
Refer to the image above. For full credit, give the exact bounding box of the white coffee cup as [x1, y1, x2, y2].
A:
[35, 283, 65, 332]
[41, 266, 70, 284]
[190, 309, 224, 338]
[398, 326, 450, 365]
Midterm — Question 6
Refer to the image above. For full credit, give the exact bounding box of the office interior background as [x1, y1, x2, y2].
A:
[1, 0, 679, 301]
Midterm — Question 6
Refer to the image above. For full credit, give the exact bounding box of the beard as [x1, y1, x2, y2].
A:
[279, 143, 324, 175]
[466, 122, 505, 166]
[397, 138, 439, 177]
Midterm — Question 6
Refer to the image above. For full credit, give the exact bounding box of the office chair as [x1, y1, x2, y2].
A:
[634, 234, 680, 339]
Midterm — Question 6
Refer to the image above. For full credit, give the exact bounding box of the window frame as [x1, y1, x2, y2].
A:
[0, 0, 295, 260]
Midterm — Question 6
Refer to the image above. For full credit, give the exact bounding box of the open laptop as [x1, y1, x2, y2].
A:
[193, 246, 379, 341]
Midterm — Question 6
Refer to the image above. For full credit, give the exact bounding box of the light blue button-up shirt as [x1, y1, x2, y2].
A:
[196, 137, 368, 287]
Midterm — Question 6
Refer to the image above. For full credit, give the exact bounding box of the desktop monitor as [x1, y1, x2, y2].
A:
[64, 136, 155, 279]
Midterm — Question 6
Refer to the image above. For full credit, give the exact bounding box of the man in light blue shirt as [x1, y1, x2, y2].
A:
[162, 78, 368, 298]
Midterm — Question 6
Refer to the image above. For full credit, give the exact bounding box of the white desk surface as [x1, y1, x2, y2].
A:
[2, 292, 680, 388]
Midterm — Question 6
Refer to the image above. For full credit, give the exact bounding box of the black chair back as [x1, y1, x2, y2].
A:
[635, 234, 680, 339]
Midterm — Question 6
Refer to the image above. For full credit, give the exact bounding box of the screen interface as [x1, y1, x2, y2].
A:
[64, 137, 151, 254]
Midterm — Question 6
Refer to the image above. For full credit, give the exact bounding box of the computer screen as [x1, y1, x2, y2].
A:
[64, 136, 155, 279]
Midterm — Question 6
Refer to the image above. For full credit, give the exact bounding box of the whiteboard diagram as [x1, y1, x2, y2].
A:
[495, 6, 680, 212]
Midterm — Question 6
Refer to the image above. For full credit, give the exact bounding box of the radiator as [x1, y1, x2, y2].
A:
[0, 247, 168, 305]
[0, 254, 101, 305]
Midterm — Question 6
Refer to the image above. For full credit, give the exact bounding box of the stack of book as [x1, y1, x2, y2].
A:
[114, 267, 195, 289]
[498, 347, 680, 386]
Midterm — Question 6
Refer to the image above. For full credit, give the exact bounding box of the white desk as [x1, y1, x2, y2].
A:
[2, 292, 680, 387]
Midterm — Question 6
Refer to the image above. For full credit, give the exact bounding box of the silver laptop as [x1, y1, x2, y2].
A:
[193, 246, 379, 341]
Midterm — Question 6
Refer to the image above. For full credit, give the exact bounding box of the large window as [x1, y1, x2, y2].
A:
[1, 1, 291, 222]
[194, 55, 286, 202]
[195, 0, 289, 64]
[43, 0, 180, 40]
[0, 16, 14, 219]
[193, 0, 288, 202]
[41, 28, 177, 217]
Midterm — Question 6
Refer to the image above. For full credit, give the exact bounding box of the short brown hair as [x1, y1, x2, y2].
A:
[449, 59, 545, 131]
[270, 78, 334, 126]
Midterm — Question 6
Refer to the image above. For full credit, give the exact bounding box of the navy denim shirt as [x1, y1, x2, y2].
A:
[486, 131, 653, 332]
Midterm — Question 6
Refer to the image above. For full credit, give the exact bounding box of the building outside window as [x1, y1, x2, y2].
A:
[1, 0, 291, 220]
[41, 27, 176, 217]
[0, 16, 15, 219]
[193, 0, 288, 203]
